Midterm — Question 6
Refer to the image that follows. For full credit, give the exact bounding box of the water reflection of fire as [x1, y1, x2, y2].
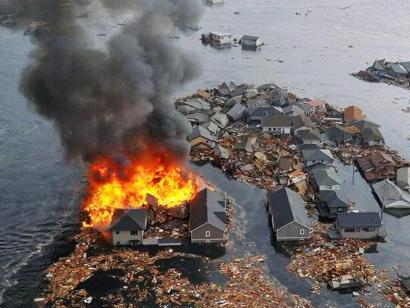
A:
[82, 150, 201, 230]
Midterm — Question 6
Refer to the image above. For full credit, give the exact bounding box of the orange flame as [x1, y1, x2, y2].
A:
[82, 151, 200, 229]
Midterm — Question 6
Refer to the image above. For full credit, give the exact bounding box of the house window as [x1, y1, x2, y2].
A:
[362, 227, 375, 232]
[337, 208, 344, 213]
[116, 241, 120, 245]
[344, 228, 355, 232]
[205, 231, 211, 238]
[300, 229, 305, 235]
[116, 231, 120, 234]
[130, 230, 139, 236]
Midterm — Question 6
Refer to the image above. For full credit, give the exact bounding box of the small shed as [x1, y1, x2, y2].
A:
[240, 35, 263, 48]
[267, 187, 311, 241]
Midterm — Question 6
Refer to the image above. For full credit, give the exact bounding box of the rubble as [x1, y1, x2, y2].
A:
[353, 59, 410, 91]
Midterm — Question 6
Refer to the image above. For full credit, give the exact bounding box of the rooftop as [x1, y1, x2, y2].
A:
[336, 212, 382, 228]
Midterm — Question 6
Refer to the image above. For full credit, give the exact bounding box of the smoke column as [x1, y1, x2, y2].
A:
[0, 0, 203, 161]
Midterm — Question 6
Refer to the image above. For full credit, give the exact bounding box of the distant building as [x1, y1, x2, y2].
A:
[325, 125, 354, 145]
[295, 129, 323, 147]
[110, 208, 148, 246]
[226, 102, 246, 122]
[246, 105, 282, 125]
[207, 0, 224, 4]
[189, 188, 227, 244]
[207, 32, 232, 45]
[344, 105, 364, 122]
[261, 115, 291, 135]
[335, 213, 384, 240]
[240, 35, 263, 48]
[267, 187, 311, 241]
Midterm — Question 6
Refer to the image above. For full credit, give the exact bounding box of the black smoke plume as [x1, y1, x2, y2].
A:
[0, 0, 202, 161]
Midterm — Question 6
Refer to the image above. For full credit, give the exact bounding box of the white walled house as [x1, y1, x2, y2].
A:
[302, 149, 334, 167]
[209, 32, 232, 45]
[240, 35, 263, 48]
[312, 167, 342, 191]
[261, 115, 291, 135]
[110, 208, 148, 246]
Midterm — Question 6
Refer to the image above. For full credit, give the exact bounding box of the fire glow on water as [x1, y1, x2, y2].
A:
[82, 151, 200, 229]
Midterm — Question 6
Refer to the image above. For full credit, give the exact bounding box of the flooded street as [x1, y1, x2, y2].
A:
[2, 0, 410, 306]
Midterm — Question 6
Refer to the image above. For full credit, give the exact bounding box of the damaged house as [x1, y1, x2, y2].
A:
[357, 150, 395, 182]
[372, 179, 410, 209]
[360, 127, 385, 147]
[397, 167, 410, 191]
[189, 188, 227, 244]
[325, 125, 354, 145]
[302, 148, 334, 167]
[318, 190, 349, 219]
[188, 126, 217, 150]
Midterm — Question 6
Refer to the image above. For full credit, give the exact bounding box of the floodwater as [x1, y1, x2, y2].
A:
[2, 0, 410, 306]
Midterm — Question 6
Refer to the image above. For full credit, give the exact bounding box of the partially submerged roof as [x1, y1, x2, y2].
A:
[267, 187, 309, 230]
[302, 149, 334, 162]
[110, 208, 148, 231]
[261, 115, 291, 127]
[353, 119, 380, 130]
[325, 125, 353, 142]
[241, 35, 260, 41]
[387, 63, 408, 75]
[297, 129, 322, 142]
[189, 188, 226, 231]
[336, 212, 381, 228]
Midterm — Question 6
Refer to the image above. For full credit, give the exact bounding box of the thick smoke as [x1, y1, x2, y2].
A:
[0, 0, 202, 161]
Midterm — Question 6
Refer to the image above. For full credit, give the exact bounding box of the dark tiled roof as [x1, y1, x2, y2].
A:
[361, 127, 384, 142]
[302, 149, 334, 162]
[336, 212, 381, 228]
[110, 208, 148, 231]
[319, 190, 349, 208]
[241, 35, 259, 41]
[189, 188, 226, 231]
[261, 115, 291, 127]
[188, 126, 217, 142]
[267, 187, 309, 230]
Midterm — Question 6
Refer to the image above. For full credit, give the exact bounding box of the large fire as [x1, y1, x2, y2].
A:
[82, 151, 200, 229]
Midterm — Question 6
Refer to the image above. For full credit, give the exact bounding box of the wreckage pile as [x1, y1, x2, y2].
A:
[287, 223, 385, 293]
[38, 229, 311, 307]
[353, 59, 410, 91]
[383, 277, 410, 307]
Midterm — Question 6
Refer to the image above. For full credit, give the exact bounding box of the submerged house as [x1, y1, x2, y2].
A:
[267, 187, 311, 242]
[325, 125, 354, 145]
[110, 208, 148, 246]
[361, 127, 385, 147]
[373, 179, 410, 209]
[189, 188, 227, 244]
[240, 35, 263, 48]
[335, 212, 384, 240]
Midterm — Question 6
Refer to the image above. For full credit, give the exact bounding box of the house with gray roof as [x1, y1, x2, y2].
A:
[226, 102, 246, 121]
[353, 119, 380, 130]
[386, 63, 408, 78]
[246, 105, 282, 125]
[312, 167, 342, 191]
[302, 148, 334, 167]
[318, 190, 349, 219]
[110, 208, 148, 246]
[267, 187, 311, 241]
[283, 104, 305, 117]
[334, 212, 384, 240]
[176, 99, 211, 115]
[373, 179, 410, 209]
[361, 127, 385, 147]
[261, 115, 291, 135]
[295, 129, 323, 147]
[189, 188, 227, 243]
[240, 35, 263, 48]
[325, 125, 354, 145]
